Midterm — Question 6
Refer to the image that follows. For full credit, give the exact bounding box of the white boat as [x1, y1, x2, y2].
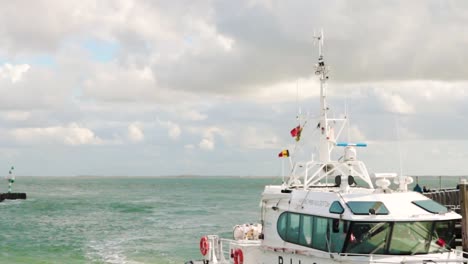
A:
[186, 32, 466, 264]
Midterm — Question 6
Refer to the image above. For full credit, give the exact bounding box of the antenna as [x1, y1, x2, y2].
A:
[313, 29, 324, 57]
[345, 97, 350, 142]
[296, 79, 301, 121]
[313, 29, 332, 163]
[281, 158, 285, 184]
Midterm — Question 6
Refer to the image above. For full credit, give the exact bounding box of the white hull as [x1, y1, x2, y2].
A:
[188, 236, 466, 264]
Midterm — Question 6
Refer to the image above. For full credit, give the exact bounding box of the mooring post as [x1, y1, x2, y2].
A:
[460, 179, 468, 256]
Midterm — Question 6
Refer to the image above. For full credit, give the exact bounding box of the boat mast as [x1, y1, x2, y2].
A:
[314, 30, 331, 163]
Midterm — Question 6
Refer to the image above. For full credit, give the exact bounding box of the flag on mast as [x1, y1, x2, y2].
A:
[278, 149, 289, 158]
[290, 125, 303, 142]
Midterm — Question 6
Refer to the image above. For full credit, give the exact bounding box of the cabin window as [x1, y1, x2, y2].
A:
[412, 200, 448, 214]
[277, 212, 288, 239]
[388, 222, 432, 255]
[329, 219, 347, 252]
[277, 212, 302, 243]
[299, 214, 313, 246]
[346, 201, 389, 215]
[343, 220, 455, 255]
[312, 216, 328, 251]
[275, 212, 455, 255]
[345, 222, 391, 254]
[277, 212, 346, 252]
[286, 213, 301, 244]
[329, 201, 345, 214]
[433, 221, 456, 250]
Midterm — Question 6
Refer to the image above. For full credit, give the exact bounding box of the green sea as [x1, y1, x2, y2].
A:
[0, 176, 463, 263]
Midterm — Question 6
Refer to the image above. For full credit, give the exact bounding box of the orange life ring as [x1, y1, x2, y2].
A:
[234, 249, 244, 264]
[200, 236, 209, 256]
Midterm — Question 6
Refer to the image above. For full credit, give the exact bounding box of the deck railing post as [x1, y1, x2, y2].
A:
[460, 179, 468, 257]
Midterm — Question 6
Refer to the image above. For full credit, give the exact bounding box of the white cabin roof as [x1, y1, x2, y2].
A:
[262, 185, 461, 222]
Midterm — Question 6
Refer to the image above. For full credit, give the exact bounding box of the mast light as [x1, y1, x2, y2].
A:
[336, 142, 367, 147]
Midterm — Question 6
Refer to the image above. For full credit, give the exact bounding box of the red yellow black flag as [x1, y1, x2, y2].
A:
[278, 149, 289, 158]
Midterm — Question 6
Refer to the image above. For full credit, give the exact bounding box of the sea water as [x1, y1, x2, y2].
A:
[0, 176, 462, 264]
[0, 176, 277, 264]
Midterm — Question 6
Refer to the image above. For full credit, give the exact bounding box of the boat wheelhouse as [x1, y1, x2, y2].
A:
[186, 32, 466, 264]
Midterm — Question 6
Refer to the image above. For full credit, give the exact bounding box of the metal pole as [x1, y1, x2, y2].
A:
[459, 179, 468, 255]
[281, 158, 285, 184]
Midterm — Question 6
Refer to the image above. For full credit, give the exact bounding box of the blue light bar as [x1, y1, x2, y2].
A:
[336, 142, 367, 147]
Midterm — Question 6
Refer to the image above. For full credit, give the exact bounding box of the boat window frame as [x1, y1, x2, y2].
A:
[329, 201, 345, 214]
[346, 201, 389, 215]
[412, 200, 448, 214]
[277, 211, 456, 255]
[341, 220, 456, 255]
[276, 211, 348, 252]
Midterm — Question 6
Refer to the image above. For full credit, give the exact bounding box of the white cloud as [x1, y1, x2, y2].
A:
[246, 76, 320, 103]
[0, 2, 467, 176]
[182, 110, 207, 121]
[187, 18, 236, 53]
[347, 125, 367, 142]
[157, 119, 181, 140]
[168, 123, 181, 140]
[188, 126, 225, 151]
[127, 122, 144, 142]
[381, 93, 414, 114]
[201, 126, 223, 139]
[0, 63, 30, 83]
[360, 139, 468, 176]
[0, 63, 74, 111]
[341, 80, 468, 118]
[83, 63, 157, 101]
[199, 138, 214, 150]
[11, 123, 103, 146]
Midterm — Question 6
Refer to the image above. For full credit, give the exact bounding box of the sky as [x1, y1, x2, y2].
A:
[0, 0, 468, 176]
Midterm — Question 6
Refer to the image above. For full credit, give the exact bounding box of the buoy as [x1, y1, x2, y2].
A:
[234, 249, 244, 264]
[200, 236, 209, 256]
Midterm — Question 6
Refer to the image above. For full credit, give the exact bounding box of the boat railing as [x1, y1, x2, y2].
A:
[205, 236, 261, 264]
[220, 237, 261, 258]
[337, 249, 468, 263]
[289, 160, 374, 190]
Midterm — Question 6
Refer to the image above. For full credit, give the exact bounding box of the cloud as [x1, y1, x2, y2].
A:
[347, 125, 367, 142]
[127, 122, 144, 142]
[0, 63, 30, 83]
[11, 123, 103, 146]
[168, 123, 181, 140]
[182, 110, 207, 121]
[189, 126, 225, 151]
[0, 1, 466, 176]
[375, 90, 414, 114]
[199, 138, 214, 150]
[157, 119, 181, 140]
[246, 76, 320, 103]
[0, 62, 75, 111]
[83, 64, 157, 102]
